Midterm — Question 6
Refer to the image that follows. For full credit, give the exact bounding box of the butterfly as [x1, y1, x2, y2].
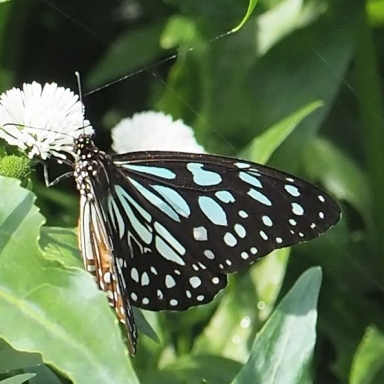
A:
[71, 134, 340, 355]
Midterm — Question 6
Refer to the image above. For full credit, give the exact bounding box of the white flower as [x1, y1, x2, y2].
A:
[0, 82, 94, 160]
[111, 111, 205, 154]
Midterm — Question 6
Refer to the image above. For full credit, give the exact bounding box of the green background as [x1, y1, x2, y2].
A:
[0, 0, 383, 383]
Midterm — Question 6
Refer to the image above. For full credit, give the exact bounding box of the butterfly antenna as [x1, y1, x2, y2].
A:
[75, 71, 83, 106]
[75, 71, 87, 132]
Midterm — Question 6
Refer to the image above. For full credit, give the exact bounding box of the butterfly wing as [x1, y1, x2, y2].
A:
[88, 160, 227, 311]
[78, 193, 138, 354]
[86, 150, 340, 311]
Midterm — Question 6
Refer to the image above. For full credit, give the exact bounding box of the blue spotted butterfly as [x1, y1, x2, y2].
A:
[72, 134, 340, 355]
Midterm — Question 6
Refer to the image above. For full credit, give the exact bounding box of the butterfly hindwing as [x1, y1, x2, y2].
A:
[78, 193, 138, 354]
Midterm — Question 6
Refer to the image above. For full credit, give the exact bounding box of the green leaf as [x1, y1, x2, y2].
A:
[232, 267, 322, 384]
[40, 228, 161, 348]
[25, 364, 63, 384]
[231, 0, 258, 32]
[132, 307, 160, 345]
[240, 100, 323, 164]
[350, 327, 384, 384]
[0, 338, 42, 373]
[0, 176, 139, 384]
[303, 137, 372, 224]
[249, 248, 290, 320]
[0, 374, 36, 384]
[141, 354, 242, 384]
[182, 0, 356, 160]
[39, 226, 81, 269]
[193, 274, 260, 362]
[194, 249, 290, 362]
[256, 0, 326, 55]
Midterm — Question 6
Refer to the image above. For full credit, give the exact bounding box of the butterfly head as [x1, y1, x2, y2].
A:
[74, 134, 100, 160]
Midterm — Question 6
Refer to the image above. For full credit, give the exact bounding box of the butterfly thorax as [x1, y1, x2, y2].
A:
[73, 134, 110, 199]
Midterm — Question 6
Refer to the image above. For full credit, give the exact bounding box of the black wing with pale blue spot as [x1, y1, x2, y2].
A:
[109, 151, 340, 308]
[74, 136, 340, 353]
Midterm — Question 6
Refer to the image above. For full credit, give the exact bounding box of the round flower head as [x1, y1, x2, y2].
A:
[0, 82, 94, 160]
[111, 111, 205, 154]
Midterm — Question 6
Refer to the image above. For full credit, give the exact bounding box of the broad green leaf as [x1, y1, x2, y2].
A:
[249, 248, 290, 321]
[0, 374, 35, 384]
[256, 1, 361, 172]
[140, 355, 242, 384]
[182, 1, 358, 160]
[240, 100, 323, 164]
[40, 228, 160, 347]
[193, 276, 258, 362]
[232, 267, 322, 384]
[256, 0, 325, 55]
[0, 176, 139, 384]
[303, 137, 372, 224]
[232, 0, 258, 32]
[0, 339, 42, 372]
[194, 249, 289, 362]
[350, 327, 384, 384]
[25, 364, 62, 384]
[39, 226, 81, 269]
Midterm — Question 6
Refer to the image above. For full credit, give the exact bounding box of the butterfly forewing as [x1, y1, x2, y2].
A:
[89, 156, 228, 311]
[112, 151, 340, 273]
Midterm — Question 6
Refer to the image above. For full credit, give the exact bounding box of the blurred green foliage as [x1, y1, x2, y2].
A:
[0, 0, 383, 383]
